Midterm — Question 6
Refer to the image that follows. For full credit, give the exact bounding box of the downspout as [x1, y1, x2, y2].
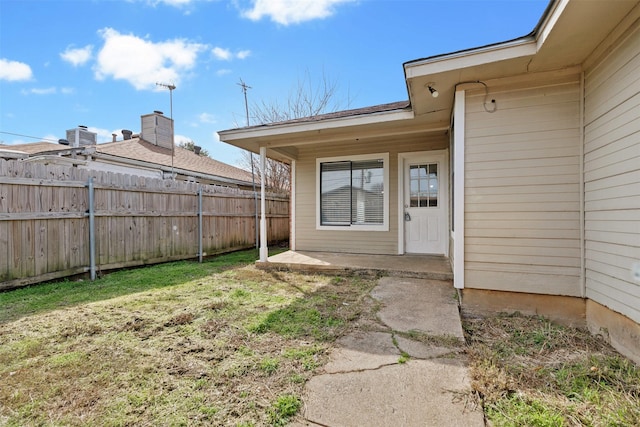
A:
[580, 71, 586, 298]
[259, 146, 268, 262]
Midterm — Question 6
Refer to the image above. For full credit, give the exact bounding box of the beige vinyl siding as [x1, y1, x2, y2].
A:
[584, 20, 640, 324]
[294, 134, 447, 254]
[464, 79, 582, 295]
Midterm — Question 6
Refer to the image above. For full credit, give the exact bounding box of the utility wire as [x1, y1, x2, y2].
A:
[0, 131, 59, 143]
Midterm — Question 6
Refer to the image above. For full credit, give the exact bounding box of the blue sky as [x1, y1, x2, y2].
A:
[0, 0, 548, 166]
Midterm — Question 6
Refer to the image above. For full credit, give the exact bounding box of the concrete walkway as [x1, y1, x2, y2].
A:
[292, 277, 484, 427]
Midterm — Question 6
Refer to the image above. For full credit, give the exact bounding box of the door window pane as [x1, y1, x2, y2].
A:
[410, 163, 438, 207]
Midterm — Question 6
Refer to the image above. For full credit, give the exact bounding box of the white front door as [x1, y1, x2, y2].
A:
[401, 151, 448, 255]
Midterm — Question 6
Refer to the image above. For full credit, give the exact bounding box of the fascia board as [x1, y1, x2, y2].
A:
[404, 39, 537, 79]
[218, 109, 415, 141]
[536, 0, 570, 51]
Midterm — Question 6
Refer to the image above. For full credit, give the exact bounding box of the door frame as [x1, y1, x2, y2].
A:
[397, 150, 449, 255]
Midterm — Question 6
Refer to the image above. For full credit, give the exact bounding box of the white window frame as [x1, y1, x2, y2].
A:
[316, 152, 389, 231]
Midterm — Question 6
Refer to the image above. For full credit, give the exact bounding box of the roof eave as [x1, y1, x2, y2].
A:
[218, 108, 414, 142]
[404, 37, 537, 80]
[402, 0, 563, 79]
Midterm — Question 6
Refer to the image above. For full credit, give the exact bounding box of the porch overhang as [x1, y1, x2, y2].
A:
[217, 102, 449, 163]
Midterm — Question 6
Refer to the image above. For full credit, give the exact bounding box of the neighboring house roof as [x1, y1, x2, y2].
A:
[0, 142, 72, 155]
[0, 139, 254, 187]
[92, 138, 254, 185]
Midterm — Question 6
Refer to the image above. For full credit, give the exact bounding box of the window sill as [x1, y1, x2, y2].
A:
[316, 224, 389, 232]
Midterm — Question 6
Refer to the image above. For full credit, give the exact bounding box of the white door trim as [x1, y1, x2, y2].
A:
[397, 149, 449, 255]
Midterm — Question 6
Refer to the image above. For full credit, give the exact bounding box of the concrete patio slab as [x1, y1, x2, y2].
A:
[258, 250, 453, 281]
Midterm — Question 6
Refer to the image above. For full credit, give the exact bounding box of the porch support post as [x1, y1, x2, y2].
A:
[290, 160, 296, 251]
[453, 90, 465, 289]
[259, 146, 268, 262]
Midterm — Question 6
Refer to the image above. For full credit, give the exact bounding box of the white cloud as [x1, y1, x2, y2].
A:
[212, 47, 232, 61]
[94, 27, 207, 90]
[22, 87, 57, 95]
[60, 45, 93, 66]
[90, 127, 122, 143]
[157, 0, 192, 6]
[174, 134, 192, 145]
[236, 50, 251, 59]
[212, 47, 251, 61]
[19, 87, 76, 96]
[0, 58, 33, 81]
[143, 0, 199, 15]
[242, 0, 354, 25]
[216, 68, 232, 76]
[198, 112, 216, 124]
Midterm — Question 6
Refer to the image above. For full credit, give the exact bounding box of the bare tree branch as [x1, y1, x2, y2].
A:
[238, 69, 352, 194]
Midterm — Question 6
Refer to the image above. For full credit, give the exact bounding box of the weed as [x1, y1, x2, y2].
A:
[486, 396, 564, 427]
[49, 351, 85, 367]
[398, 351, 410, 364]
[283, 345, 324, 371]
[259, 357, 280, 375]
[268, 394, 301, 426]
[289, 373, 306, 384]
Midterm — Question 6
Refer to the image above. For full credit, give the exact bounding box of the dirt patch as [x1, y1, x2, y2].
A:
[464, 313, 640, 426]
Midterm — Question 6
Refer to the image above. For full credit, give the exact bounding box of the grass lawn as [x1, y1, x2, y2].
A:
[1, 249, 639, 426]
[0, 249, 379, 426]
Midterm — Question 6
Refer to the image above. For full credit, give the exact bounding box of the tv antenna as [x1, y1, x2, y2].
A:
[237, 78, 258, 249]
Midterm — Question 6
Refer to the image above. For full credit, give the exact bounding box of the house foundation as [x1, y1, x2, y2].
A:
[460, 288, 586, 328]
[586, 300, 640, 366]
[461, 288, 640, 365]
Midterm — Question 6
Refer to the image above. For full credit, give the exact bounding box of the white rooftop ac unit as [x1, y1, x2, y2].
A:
[66, 126, 97, 147]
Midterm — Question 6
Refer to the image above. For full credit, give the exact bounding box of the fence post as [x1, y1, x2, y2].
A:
[198, 186, 203, 263]
[88, 176, 96, 280]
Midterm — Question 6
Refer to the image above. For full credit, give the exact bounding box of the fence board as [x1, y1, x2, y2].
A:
[0, 158, 289, 289]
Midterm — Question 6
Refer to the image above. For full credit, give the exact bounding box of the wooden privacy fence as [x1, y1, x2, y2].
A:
[0, 159, 289, 290]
